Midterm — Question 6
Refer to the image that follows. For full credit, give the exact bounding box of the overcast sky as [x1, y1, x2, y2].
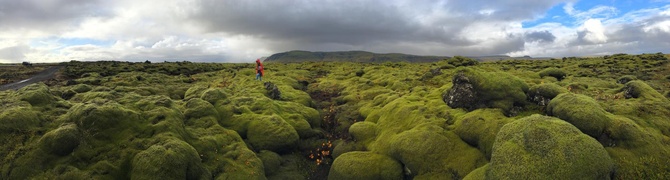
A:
[0, 0, 669, 63]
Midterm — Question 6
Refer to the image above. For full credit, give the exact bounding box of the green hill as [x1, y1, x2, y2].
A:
[265, 50, 450, 63]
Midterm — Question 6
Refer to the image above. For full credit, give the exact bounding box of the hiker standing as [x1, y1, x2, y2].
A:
[255, 59, 264, 81]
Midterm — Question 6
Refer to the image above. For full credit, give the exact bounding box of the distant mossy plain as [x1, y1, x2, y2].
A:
[0, 53, 669, 179]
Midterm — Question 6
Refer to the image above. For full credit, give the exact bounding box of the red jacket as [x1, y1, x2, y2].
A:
[256, 59, 264, 76]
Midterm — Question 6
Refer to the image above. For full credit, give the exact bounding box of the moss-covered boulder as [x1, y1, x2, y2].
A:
[264, 82, 282, 100]
[621, 80, 666, 100]
[183, 98, 218, 121]
[453, 109, 514, 159]
[39, 124, 80, 156]
[349, 121, 378, 144]
[538, 67, 567, 81]
[184, 85, 209, 100]
[216, 142, 266, 180]
[130, 138, 211, 179]
[0, 106, 40, 132]
[17, 83, 59, 106]
[246, 115, 299, 152]
[258, 150, 282, 176]
[546, 93, 610, 138]
[329, 151, 403, 180]
[200, 88, 228, 104]
[63, 101, 142, 140]
[444, 67, 529, 116]
[374, 128, 486, 179]
[488, 114, 614, 179]
[617, 75, 637, 84]
[71, 84, 93, 93]
[527, 83, 568, 106]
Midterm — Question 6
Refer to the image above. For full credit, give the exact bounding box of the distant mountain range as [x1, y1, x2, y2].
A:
[264, 50, 552, 63]
[264, 50, 450, 63]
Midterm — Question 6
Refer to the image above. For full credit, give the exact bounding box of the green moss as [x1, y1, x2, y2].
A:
[373, 128, 486, 179]
[349, 121, 378, 145]
[200, 88, 228, 105]
[17, 83, 59, 106]
[617, 75, 637, 84]
[452, 109, 515, 159]
[183, 98, 218, 121]
[528, 83, 567, 100]
[328, 151, 403, 180]
[546, 93, 611, 138]
[184, 85, 209, 100]
[215, 142, 266, 180]
[621, 80, 666, 100]
[445, 67, 529, 115]
[488, 114, 614, 179]
[63, 101, 143, 141]
[258, 150, 282, 176]
[538, 67, 567, 81]
[130, 138, 211, 179]
[132, 95, 175, 111]
[39, 123, 80, 156]
[332, 140, 366, 159]
[0, 106, 40, 133]
[71, 84, 93, 93]
[246, 115, 299, 152]
[462, 164, 488, 180]
[70, 91, 119, 102]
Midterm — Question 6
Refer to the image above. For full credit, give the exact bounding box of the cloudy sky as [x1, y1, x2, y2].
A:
[0, 0, 669, 63]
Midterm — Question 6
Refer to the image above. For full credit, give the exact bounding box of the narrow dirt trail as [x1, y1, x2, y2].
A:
[0, 66, 62, 91]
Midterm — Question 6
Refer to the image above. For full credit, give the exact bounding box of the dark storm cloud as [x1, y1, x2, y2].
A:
[524, 30, 556, 43]
[189, 0, 564, 50]
[0, 0, 109, 29]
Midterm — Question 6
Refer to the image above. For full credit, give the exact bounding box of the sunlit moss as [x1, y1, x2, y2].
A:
[487, 114, 614, 179]
[329, 151, 403, 180]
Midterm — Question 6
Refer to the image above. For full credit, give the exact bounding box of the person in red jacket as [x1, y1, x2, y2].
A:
[255, 59, 264, 81]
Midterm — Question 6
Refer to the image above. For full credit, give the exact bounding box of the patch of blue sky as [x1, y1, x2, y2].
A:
[58, 38, 114, 47]
[522, 0, 668, 28]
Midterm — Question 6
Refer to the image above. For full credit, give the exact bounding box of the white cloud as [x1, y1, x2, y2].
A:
[0, 0, 668, 63]
[580, 19, 608, 43]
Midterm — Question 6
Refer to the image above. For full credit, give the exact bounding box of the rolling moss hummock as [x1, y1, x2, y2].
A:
[1, 57, 670, 179]
[485, 115, 614, 179]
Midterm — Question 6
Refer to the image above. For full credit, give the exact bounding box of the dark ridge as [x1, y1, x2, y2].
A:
[265, 50, 450, 63]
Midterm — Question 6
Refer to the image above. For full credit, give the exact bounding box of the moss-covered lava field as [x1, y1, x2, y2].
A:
[1, 53, 670, 179]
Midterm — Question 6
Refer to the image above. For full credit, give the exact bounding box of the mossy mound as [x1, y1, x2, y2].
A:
[200, 88, 228, 104]
[452, 109, 515, 159]
[71, 84, 93, 93]
[538, 67, 567, 81]
[63, 101, 143, 140]
[617, 75, 637, 84]
[527, 83, 568, 106]
[39, 123, 80, 156]
[0, 106, 41, 132]
[215, 142, 266, 179]
[376, 129, 486, 179]
[487, 114, 614, 179]
[444, 67, 529, 116]
[183, 98, 218, 121]
[16, 83, 59, 106]
[546, 93, 610, 138]
[349, 121, 378, 145]
[246, 115, 299, 152]
[131, 138, 211, 179]
[184, 85, 209, 100]
[258, 150, 282, 176]
[621, 80, 666, 100]
[328, 151, 403, 180]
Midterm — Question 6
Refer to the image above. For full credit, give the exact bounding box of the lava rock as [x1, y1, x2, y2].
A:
[264, 82, 282, 100]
